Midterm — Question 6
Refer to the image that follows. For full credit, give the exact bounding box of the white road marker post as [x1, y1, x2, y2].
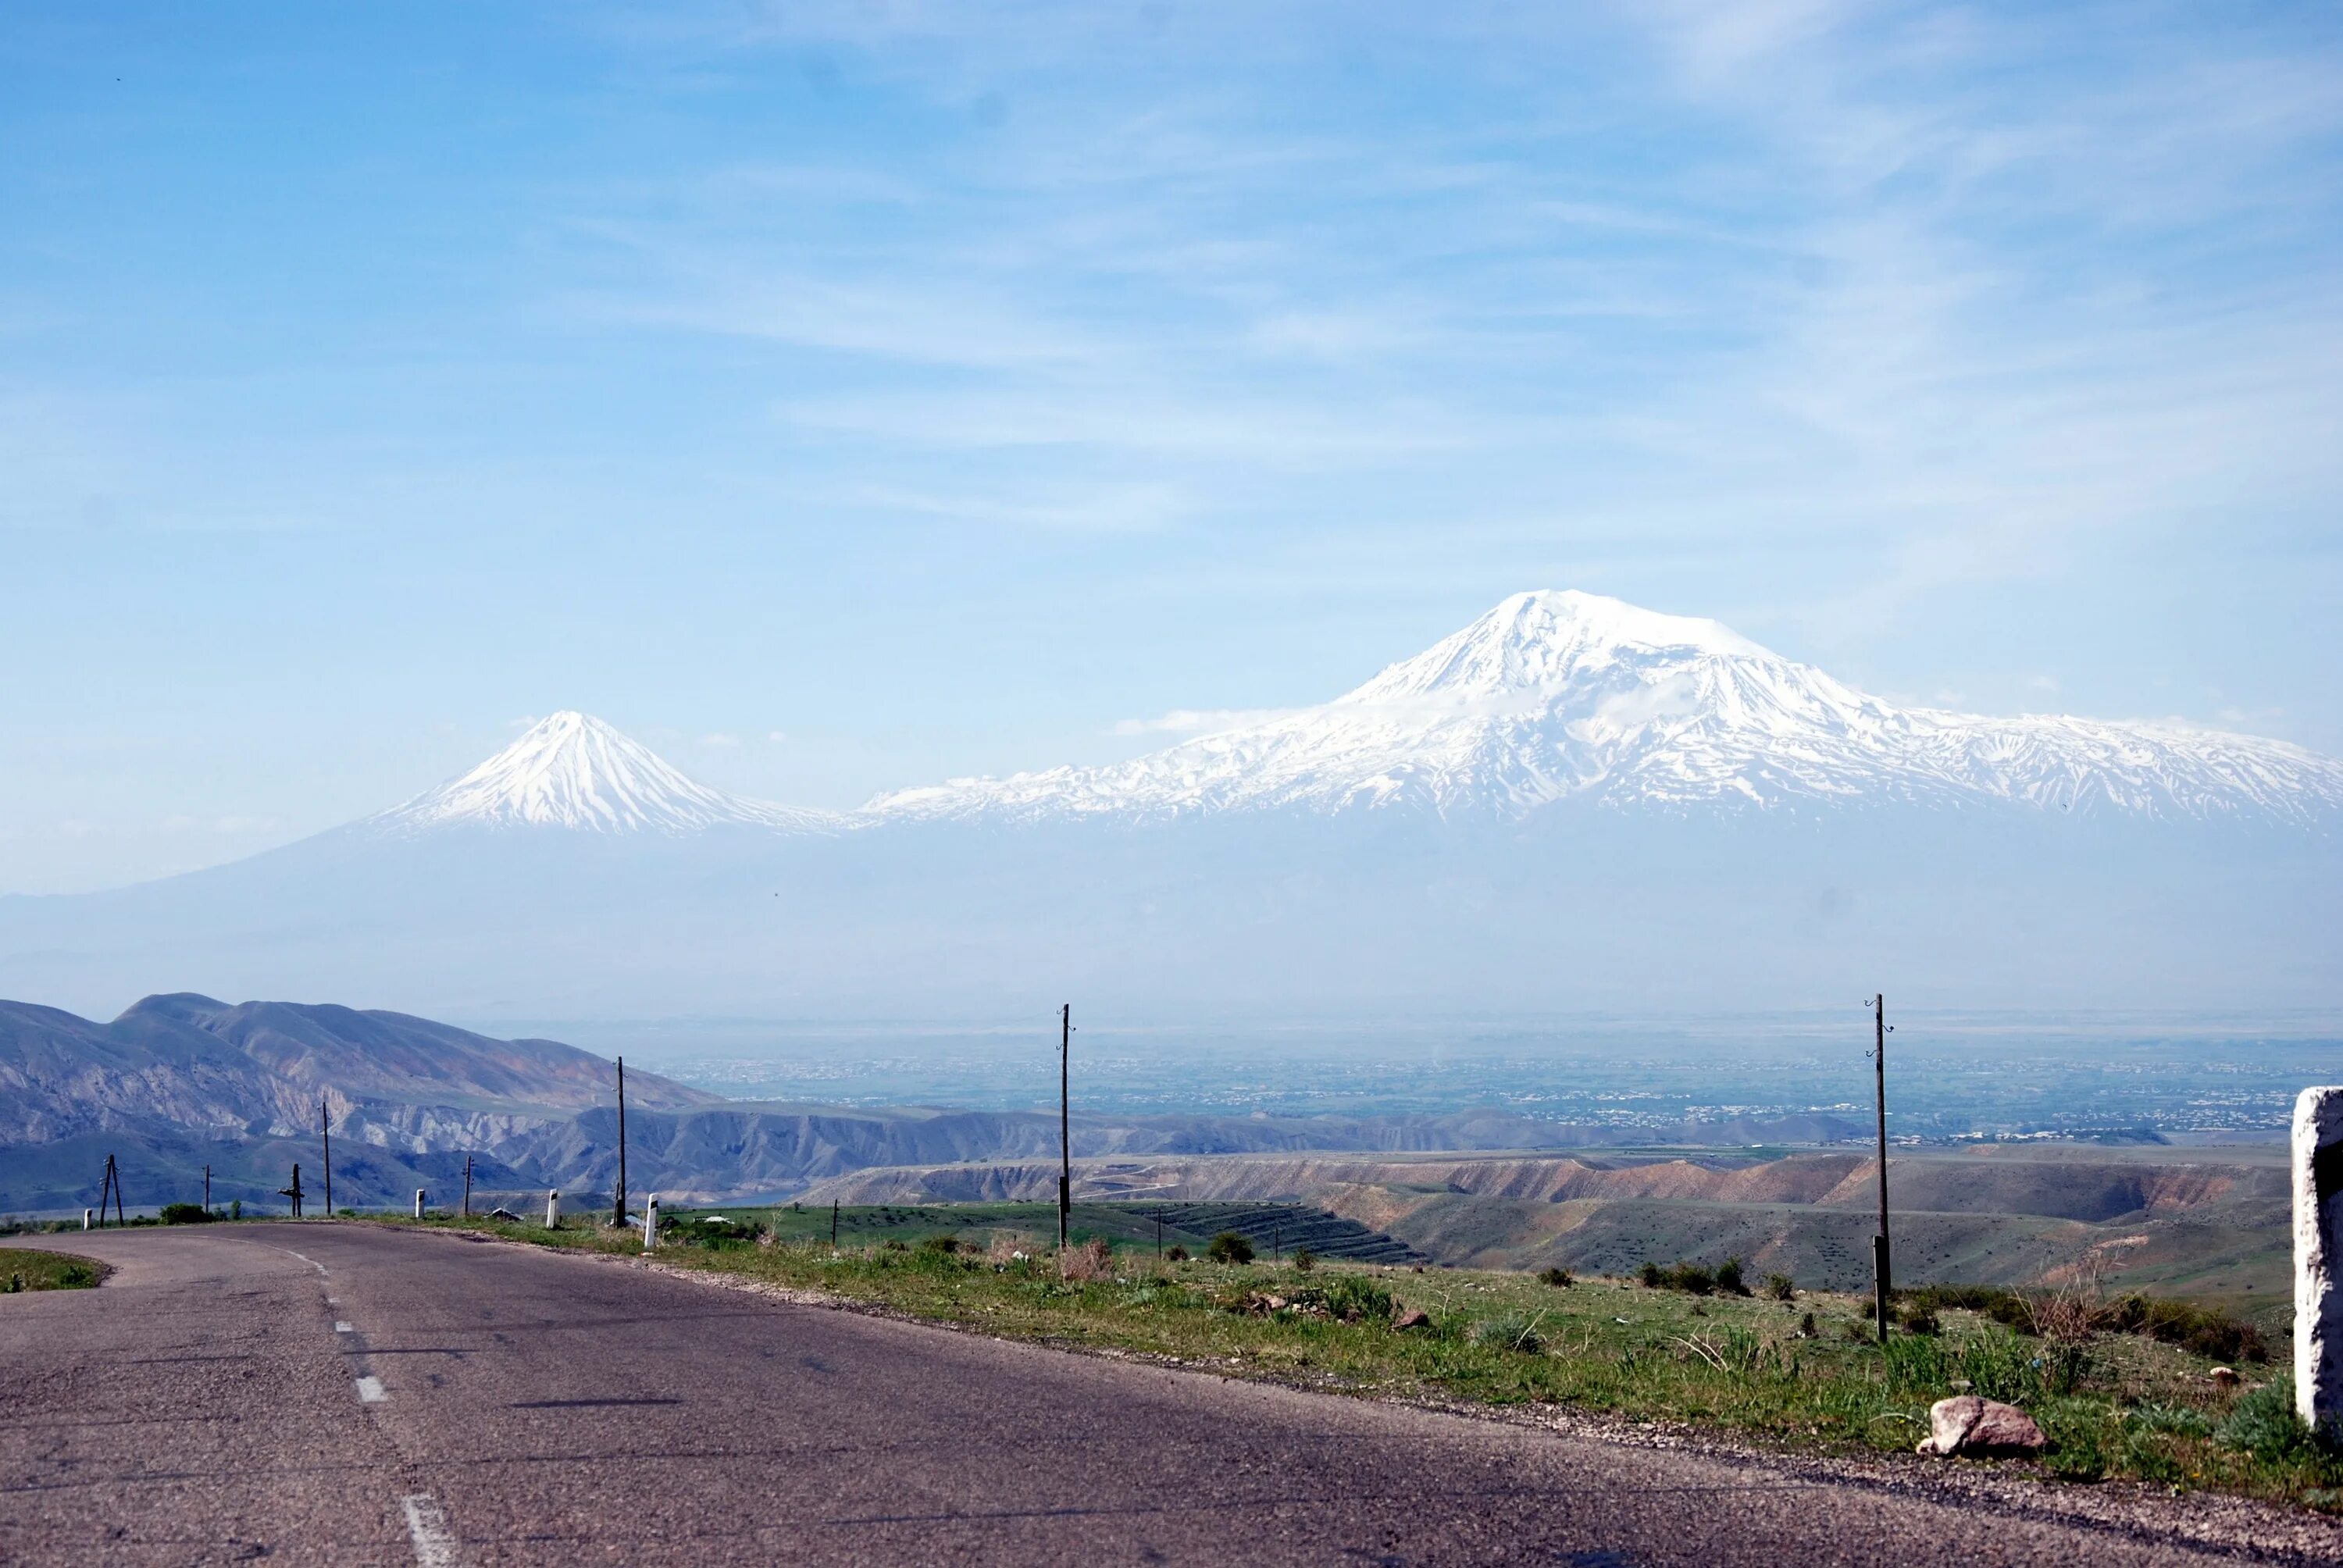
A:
[82, 1209, 91, 1231]
[2295, 1087, 2343, 1434]
[414, 1188, 426, 1220]
[643, 1193, 658, 1250]
[546, 1189, 558, 1228]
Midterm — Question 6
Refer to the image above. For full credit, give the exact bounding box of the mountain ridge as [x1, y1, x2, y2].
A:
[0, 992, 714, 1149]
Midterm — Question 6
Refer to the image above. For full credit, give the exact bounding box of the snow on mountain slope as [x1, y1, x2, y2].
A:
[367, 711, 835, 836]
[870, 590, 2343, 825]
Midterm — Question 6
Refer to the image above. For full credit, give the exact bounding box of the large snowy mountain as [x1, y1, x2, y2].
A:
[871, 591, 2343, 825]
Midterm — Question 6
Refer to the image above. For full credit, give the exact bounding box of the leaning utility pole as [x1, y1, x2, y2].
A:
[320, 1099, 333, 1216]
[1058, 1003, 1072, 1253]
[612, 1056, 628, 1227]
[97, 1154, 123, 1227]
[1871, 992, 1892, 1344]
[462, 1154, 473, 1218]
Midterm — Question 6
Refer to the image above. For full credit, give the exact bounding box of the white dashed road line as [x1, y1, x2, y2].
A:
[335, 1321, 355, 1333]
[263, 1245, 330, 1277]
[399, 1493, 460, 1567]
[355, 1376, 387, 1403]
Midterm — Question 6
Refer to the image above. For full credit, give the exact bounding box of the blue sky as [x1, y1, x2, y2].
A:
[4, 1, 2339, 892]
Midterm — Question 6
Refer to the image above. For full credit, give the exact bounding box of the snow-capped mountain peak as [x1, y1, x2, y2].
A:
[1347, 589, 1763, 702]
[369, 711, 830, 835]
[868, 590, 2343, 825]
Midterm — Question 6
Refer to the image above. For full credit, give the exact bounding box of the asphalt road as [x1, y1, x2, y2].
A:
[0, 1224, 2309, 1566]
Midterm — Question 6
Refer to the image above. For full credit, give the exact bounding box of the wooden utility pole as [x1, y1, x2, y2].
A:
[320, 1099, 333, 1216]
[462, 1154, 473, 1218]
[1057, 1004, 1072, 1253]
[613, 1057, 628, 1227]
[829, 1199, 839, 1249]
[283, 1163, 305, 1219]
[204, 1164, 211, 1212]
[1155, 1216, 1163, 1261]
[97, 1155, 121, 1227]
[1872, 992, 1892, 1344]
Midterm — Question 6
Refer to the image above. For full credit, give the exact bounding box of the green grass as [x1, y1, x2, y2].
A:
[394, 1204, 2341, 1511]
[0, 1247, 110, 1292]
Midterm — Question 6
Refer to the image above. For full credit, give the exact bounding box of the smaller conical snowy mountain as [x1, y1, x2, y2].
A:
[366, 711, 835, 836]
[870, 590, 2343, 825]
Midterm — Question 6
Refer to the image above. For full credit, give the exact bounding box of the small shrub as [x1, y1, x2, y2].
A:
[1207, 1231, 1255, 1266]
[1715, 1257, 1751, 1297]
[1469, 1310, 1545, 1355]
[1318, 1274, 1396, 1323]
[1898, 1303, 1940, 1336]
[160, 1203, 213, 1225]
[2038, 1339, 2092, 1397]
[918, 1234, 961, 1256]
[1059, 1236, 1115, 1282]
[1165, 1244, 1189, 1262]
[1960, 1330, 2039, 1405]
[1291, 1246, 1315, 1273]
[2218, 1377, 2320, 1463]
[230, 1199, 242, 1221]
[2104, 1295, 2270, 1365]
[1765, 1272, 1796, 1302]
[1640, 1260, 1726, 1295]
[1711, 1325, 1767, 1375]
[1539, 1266, 1573, 1288]
[1796, 1310, 1817, 1338]
[1885, 1333, 1950, 1395]
[2128, 1402, 2214, 1438]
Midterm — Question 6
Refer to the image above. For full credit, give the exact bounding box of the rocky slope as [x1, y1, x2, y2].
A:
[0, 992, 712, 1153]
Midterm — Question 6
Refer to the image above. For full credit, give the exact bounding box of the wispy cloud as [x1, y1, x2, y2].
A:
[1111, 707, 1303, 737]
[848, 481, 1186, 533]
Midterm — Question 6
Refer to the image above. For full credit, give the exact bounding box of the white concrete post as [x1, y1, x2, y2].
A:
[414, 1188, 426, 1220]
[82, 1208, 91, 1231]
[643, 1193, 659, 1250]
[546, 1188, 559, 1228]
[2295, 1087, 2343, 1433]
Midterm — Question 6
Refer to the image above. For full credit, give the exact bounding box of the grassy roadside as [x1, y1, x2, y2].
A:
[0, 1247, 111, 1292]
[397, 1206, 2339, 1511]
